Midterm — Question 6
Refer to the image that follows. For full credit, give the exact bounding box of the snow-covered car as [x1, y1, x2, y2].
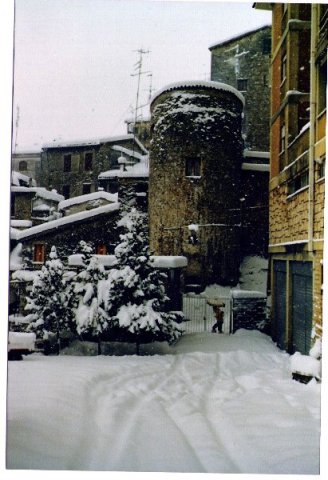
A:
[8, 332, 36, 360]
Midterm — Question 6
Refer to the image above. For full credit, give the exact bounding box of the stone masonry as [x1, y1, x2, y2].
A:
[149, 81, 244, 287]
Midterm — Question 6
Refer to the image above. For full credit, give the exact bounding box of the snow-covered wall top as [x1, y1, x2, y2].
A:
[151, 80, 245, 107]
[68, 254, 118, 267]
[151, 256, 188, 269]
[11, 203, 120, 242]
[58, 191, 118, 210]
[11, 186, 64, 202]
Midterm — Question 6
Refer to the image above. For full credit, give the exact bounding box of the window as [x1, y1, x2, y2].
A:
[186, 157, 201, 177]
[237, 78, 248, 92]
[96, 244, 107, 255]
[63, 154, 71, 172]
[318, 60, 327, 114]
[281, 55, 287, 84]
[287, 170, 309, 196]
[84, 152, 93, 171]
[263, 74, 268, 87]
[262, 37, 271, 55]
[18, 160, 27, 171]
[82, 183, 91, 194]
[318, 156, 326, 180]
[10, 193, 15, 217]
[62, 184, 70, 199]
[280, 124, 286, 153]
[33, 243, 45, 263]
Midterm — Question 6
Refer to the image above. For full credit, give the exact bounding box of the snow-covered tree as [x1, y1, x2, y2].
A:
[26, 246, 73, 351]
[69, 242, 109, 353]
[101, 208, 184, 352]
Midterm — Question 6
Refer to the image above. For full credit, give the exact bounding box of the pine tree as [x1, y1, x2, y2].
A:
[72, 244, 108, 353]
[26, 246, 73, 352]
[102, 208, 184, 353]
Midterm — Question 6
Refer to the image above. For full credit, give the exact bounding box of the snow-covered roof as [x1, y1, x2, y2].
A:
[12, 171, 29, 186]
[11, 186, 64, 202]
[58, 191, 118, 210]
[209, 24, 271, 50]
[11, 269, 41, 282]
[99, 159, 149, 179]
[42, 134, 148, 154]
[241, 163, 270, 172]
[151, 80, 245, 107]
[112, 145, 148, 162]
[12, 202, 120, 241]
[32, 204, 51, 212]
[11, 220, 32, 228]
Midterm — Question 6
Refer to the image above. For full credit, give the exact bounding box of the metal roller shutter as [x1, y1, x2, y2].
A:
[273, 260, 287, 350]
[291, 261, 313, 355]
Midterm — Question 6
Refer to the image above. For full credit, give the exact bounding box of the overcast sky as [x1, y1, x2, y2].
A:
[11, 0, 271, 152]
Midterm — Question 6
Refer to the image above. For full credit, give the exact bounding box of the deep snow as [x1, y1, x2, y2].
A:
[6, 330, 321, 474]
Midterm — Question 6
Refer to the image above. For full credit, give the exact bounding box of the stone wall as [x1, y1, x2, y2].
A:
[232, 295, 268, 333]
[40, 138, 146, 198]
[210, 26, 271, 152]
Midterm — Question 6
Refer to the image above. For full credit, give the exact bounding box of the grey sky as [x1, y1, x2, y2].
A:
[12, 0, 271, 152]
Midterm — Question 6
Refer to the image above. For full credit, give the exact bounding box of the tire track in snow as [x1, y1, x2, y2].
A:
[162, 352, 239, 473]
[69, 355, 206, 471]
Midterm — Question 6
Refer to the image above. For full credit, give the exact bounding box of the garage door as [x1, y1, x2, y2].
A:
[273, 261, 287, 350]
[291, 261, 313, 355]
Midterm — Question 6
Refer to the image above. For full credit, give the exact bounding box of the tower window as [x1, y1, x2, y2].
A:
[186, 157, 201, 177]
[237, 79, 248, 92]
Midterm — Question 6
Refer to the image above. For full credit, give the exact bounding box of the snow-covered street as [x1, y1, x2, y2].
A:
[6, 330, 321, 474]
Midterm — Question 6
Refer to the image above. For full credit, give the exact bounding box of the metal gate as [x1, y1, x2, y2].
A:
[182, 295, 231, 334]
[291, 261, 313, 355]
[273, 260, 287, 350]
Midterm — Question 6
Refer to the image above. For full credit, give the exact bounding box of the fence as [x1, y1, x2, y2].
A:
[182, 295, 231, 334]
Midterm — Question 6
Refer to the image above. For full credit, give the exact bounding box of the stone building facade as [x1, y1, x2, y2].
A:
[12, 152, 41, 185]
[209, 25, 271, 152]
[40, 135, 147, 199]
[149, 81, 245, 287]
[255, 3, 326, 355]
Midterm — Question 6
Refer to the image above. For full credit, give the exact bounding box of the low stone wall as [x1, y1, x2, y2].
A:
[232, 292, 268, 333]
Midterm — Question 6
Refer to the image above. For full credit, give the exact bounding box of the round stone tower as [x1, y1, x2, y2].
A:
[149, 80, 244, 287]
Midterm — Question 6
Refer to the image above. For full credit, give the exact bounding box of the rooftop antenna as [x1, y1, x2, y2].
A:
[14, 105, 20, 152]
[130, 48, 150, 156]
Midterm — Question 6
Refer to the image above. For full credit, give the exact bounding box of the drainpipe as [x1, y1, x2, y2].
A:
[308, 4, 318, 253]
